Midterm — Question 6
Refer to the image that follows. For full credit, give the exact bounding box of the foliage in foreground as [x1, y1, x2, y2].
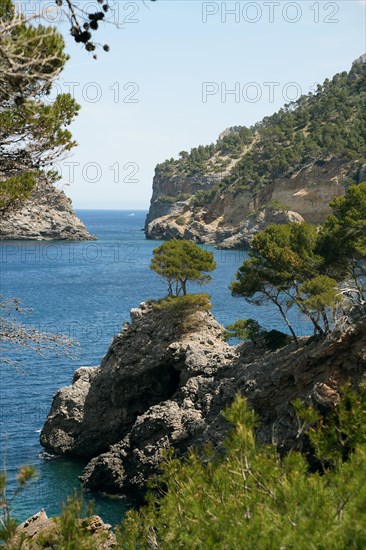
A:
[0, 464, 37, 544]
[0, 0, 79, 213]
[119, 384, 366, 549]
[1, 387, 365, 549]
[1, 489, 108, 549]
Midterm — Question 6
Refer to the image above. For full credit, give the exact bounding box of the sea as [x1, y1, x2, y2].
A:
[0, 210, 309, 528]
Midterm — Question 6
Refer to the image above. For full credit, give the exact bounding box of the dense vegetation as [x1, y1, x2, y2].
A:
[120, 384, 366, 549]
[156, 58, 366, 205]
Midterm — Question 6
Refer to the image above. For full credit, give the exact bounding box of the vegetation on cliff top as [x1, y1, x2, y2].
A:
[156, 57, 366, 205]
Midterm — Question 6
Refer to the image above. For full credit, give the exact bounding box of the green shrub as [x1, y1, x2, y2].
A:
[153, 293, 212, 333]
[158, 194, 192, 204]
[175, 216, 186, 226]
[224, 318, 263, 343]
[119, 385, 366, 549]
[224, 320, 291, 350]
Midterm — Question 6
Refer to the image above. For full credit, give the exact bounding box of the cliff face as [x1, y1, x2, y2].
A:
[145, 157, 357, 249]
[0, 181, 95, 241]
[145, 56, 366, 248]
[41, 303, 366, 499]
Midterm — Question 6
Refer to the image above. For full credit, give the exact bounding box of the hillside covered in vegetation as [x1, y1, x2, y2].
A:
[145, 55, 366, 248]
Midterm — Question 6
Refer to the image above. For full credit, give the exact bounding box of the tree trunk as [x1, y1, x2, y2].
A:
[274, 298, 299, 347]
[321, 309, 330, 333]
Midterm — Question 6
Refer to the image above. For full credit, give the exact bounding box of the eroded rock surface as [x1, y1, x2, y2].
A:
[41, 302, 366, 499]
[0, 181, 95, 241]
[13, 510, 116, 549]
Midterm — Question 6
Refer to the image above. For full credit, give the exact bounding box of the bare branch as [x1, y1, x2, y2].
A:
[0, 295, 79, 367]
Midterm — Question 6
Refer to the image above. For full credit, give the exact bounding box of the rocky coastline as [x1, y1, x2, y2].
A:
[41, 301, 366, 500]
[145, 157, 364, 249]
[144, 55, 366, 249]
[0, 181, 95, 241]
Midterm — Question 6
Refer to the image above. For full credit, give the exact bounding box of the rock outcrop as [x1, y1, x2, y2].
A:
[41, 302, 366, 499]
[12, 510, 116, 548]
[0, 181, 95, 241]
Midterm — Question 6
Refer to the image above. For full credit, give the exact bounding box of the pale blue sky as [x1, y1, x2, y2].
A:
[27, 1, 366, 208]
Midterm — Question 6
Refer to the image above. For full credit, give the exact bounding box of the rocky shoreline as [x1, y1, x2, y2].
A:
[0, 181, 95, 241]
[41, 301, 366, 499]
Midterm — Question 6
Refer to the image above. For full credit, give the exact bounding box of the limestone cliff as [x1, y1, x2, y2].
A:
[41, 302, 366, 499]
[145, 56, 366, 248]
[0, 180, 95, 241]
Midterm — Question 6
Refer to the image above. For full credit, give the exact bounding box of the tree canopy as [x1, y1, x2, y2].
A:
[231, 183, 366, 343]
[319, 181, 366, 306]
[0, 0, 79, 213]
[150, 240, 216, 296]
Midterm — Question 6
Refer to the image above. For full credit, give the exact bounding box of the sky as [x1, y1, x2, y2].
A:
[21, 0, 366, 209]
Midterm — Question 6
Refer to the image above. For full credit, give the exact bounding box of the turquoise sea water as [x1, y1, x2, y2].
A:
[0, 210, 309, 527]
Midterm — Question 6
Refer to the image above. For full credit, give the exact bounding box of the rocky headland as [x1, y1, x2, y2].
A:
[145, 56, 366, 248]
[0, 180, 95, 241]
[145, 157, 360, 249]
[41, 302, 366, 499]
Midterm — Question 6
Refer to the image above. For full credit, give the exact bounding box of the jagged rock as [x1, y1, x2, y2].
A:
[218, 209, 304, 249]
[41, 301, 366, 499]
[12, 510, 116, 548]
[41, 304, 230, 459]
[0, 180, 95, 241]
